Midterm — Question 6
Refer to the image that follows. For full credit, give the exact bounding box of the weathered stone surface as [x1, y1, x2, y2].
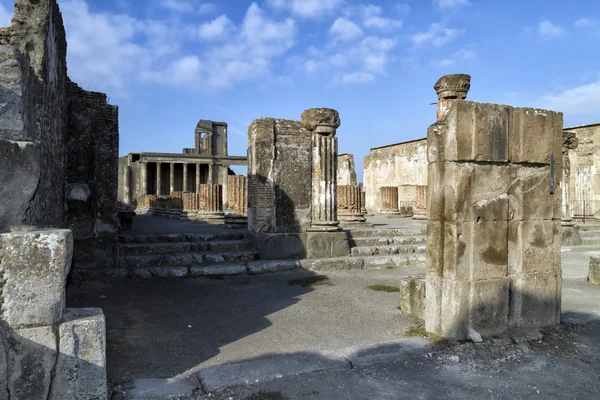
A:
[190, 264, 247, 276]
[398, 275, 425, 319]
[300, 108, 340, 133]
[49, 308, 107, 400]
[306, 231, 350, 259]
[508, 220, 561, 275]
[247, 260, 301, 274]
[509, 273, 561, 328]
[337, 154, 357, 186]
[148, 267, 189, 278]
[589, 256, 600, 285]
[0, 230, 72, 328]
[509, 107, 563, 165]
[469, 278, 510, 335]
[0, 140, 41, 230]
[6, 325, 58, 400]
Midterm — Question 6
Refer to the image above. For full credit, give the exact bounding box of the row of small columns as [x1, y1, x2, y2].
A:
[140, 162, 218, 196]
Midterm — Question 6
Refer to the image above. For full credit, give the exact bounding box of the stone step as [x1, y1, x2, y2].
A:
[347, 228, 427, 238]
[582, 238, 600, 245]
[350, 235, 426, 247]
[119, 251, 260, 269]
[118, 232, 247, 244]
[304, 254, 426, 272]
[351, 244, 426, 257]
[578, 230, 600, 238]
[119, 240, 253, 256]
[561, 245, 600, 253]
[129, 260, 302, 280]
[575, 224, 600, 232]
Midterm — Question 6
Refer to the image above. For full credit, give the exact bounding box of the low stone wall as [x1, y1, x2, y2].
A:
[0, 229, 107, 398]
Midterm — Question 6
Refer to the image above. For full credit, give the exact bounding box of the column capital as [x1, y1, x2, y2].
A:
[434, 74, 471, 100]
[301, 108, 341, 135]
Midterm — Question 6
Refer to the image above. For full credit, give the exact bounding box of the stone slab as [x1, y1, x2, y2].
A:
[589, 256, 600, 285]
[306, 231, 350, 259]
[49, 308, 107, 400]
[0, 229, 73, 328]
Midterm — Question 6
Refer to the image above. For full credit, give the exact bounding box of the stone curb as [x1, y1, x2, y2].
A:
[122, 338, 438, 399]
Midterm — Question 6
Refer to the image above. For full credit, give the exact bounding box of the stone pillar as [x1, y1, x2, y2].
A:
[208, 163, 214, 184]
[222, 165, 229, 210]
[337, 185, 369, 227]
[196, 164, 201, 193]
[123, 163, 130, 205]
[434, 73, 471, 121]
[301, 108, 341, 232]
[425, 74, 562, 340]
[361, 190, 367, 214]
[183, 163, 188, 192]
[156, 162, 162, 196]
[169, 163, 175, 193]
[380, 186, 400, 214]
[141, 162, 148, 195]
[562, 131, 578, 225]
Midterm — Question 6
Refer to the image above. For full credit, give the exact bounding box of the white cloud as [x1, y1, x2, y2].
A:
[330, 17, 363, 41]
[396, 4, 411, 15]
[434, 0, 470, 9]
[268, 0, 343, 19]
[198, 15, 233, 40]
[438, 48, 475, 68]
[536, 80, 600, 118]
[146, 2, 297, 88]
[341, 72, 375, 84]
[538, 20, 566, 38]
[575, 18, 591, 27]
[412, 23, 464, 47]
[0, 4, 12, 26]
[159, 0, 216, 14]
[358, 5, 403, 30]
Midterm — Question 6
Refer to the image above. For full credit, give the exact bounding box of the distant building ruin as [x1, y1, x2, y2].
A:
[118, 119, 247, 212]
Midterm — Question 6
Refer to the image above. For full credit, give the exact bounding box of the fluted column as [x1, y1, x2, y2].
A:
[380, 186, 400, 214]
[183, 163, 188, 192]
[562, 132, 578, 226]
[338, 185, 367, 225]
[302, 108, 341, 232]
[156, 162, 162, 196]
[196, 164, 201, 193]
[141, 162, 148, 195]
[169, 163, 175, 193]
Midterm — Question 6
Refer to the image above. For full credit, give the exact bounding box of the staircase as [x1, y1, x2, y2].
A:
[562, 223, 600, 253]
[305, 227, 427, 271]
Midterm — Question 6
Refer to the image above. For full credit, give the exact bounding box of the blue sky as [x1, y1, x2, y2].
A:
[1, 0, 599, 180]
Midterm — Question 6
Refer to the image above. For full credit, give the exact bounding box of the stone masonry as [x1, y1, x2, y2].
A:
[0, 229, 107, 399]
[337, 153, 357, 186]
[248, 109, 350, 260]
[0, 0, 120, 278]
[426, 74, 563, 340]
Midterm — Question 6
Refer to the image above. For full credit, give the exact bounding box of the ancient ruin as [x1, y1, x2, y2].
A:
[425, 74, 562, 339]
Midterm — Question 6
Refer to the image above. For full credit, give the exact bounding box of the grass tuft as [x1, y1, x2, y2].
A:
[405, 325, 449, 345]
[288, 276, 331, 287]
[368, 284, 400, 293]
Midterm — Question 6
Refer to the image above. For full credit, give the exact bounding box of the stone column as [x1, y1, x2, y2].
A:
[434, 74, 471, 121]
[183, 163, 188, 192]
[208, 163, 214, 184]
[361, 190, 367, 214]
[227, 175, 248, 215]
[380, 186, 400, 214]
[301, 108, 341, 232]
[123, 163, 130, 205]
[156, 162, 162, 196]
[562, 131, 578, 225]
[141, 162, 148, 195]
[222, 165, 229, 210]
[196, 164, 201, 193]
[338, 185, 368, 227]
[169, 163, 175, 193]
[425, 74, 562, 340]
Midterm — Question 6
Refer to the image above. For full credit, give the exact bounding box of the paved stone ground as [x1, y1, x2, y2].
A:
[67, 216, 600, 399]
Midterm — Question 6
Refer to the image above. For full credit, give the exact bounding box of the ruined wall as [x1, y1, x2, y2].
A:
[0, 0, 68, 230]
[248, 118, 312, 233]
[337, 154, 357, 186]
[426, 100, 562, 339]
[566, 124, 600, 217]
[66, 81, 119, 272]
[363, 139, 427, 212]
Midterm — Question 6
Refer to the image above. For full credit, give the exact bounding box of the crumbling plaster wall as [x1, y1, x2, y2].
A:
[363, 139, 427, 212]
[567, 125, 600, 213]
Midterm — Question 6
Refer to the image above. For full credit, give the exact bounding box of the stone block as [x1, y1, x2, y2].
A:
[49, 308, 107, 400]
[398, 275, 425, 319]
[439, 278, 471, 340]
[508, 220, 560, 275]
[508, 165, 561, 221]
[444, 101, 510, 163]
[250, 233, 308, 260]
[306, 231, 350, 259]
[0, 229, 72, 328]
[426, 220, 443, 276]
[509, 108, 563, 165]
[509, 272, 560, 328]
[589, 256, 600, 285]
[469, 278, 509, 336]
[7, 326, 58, 399]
